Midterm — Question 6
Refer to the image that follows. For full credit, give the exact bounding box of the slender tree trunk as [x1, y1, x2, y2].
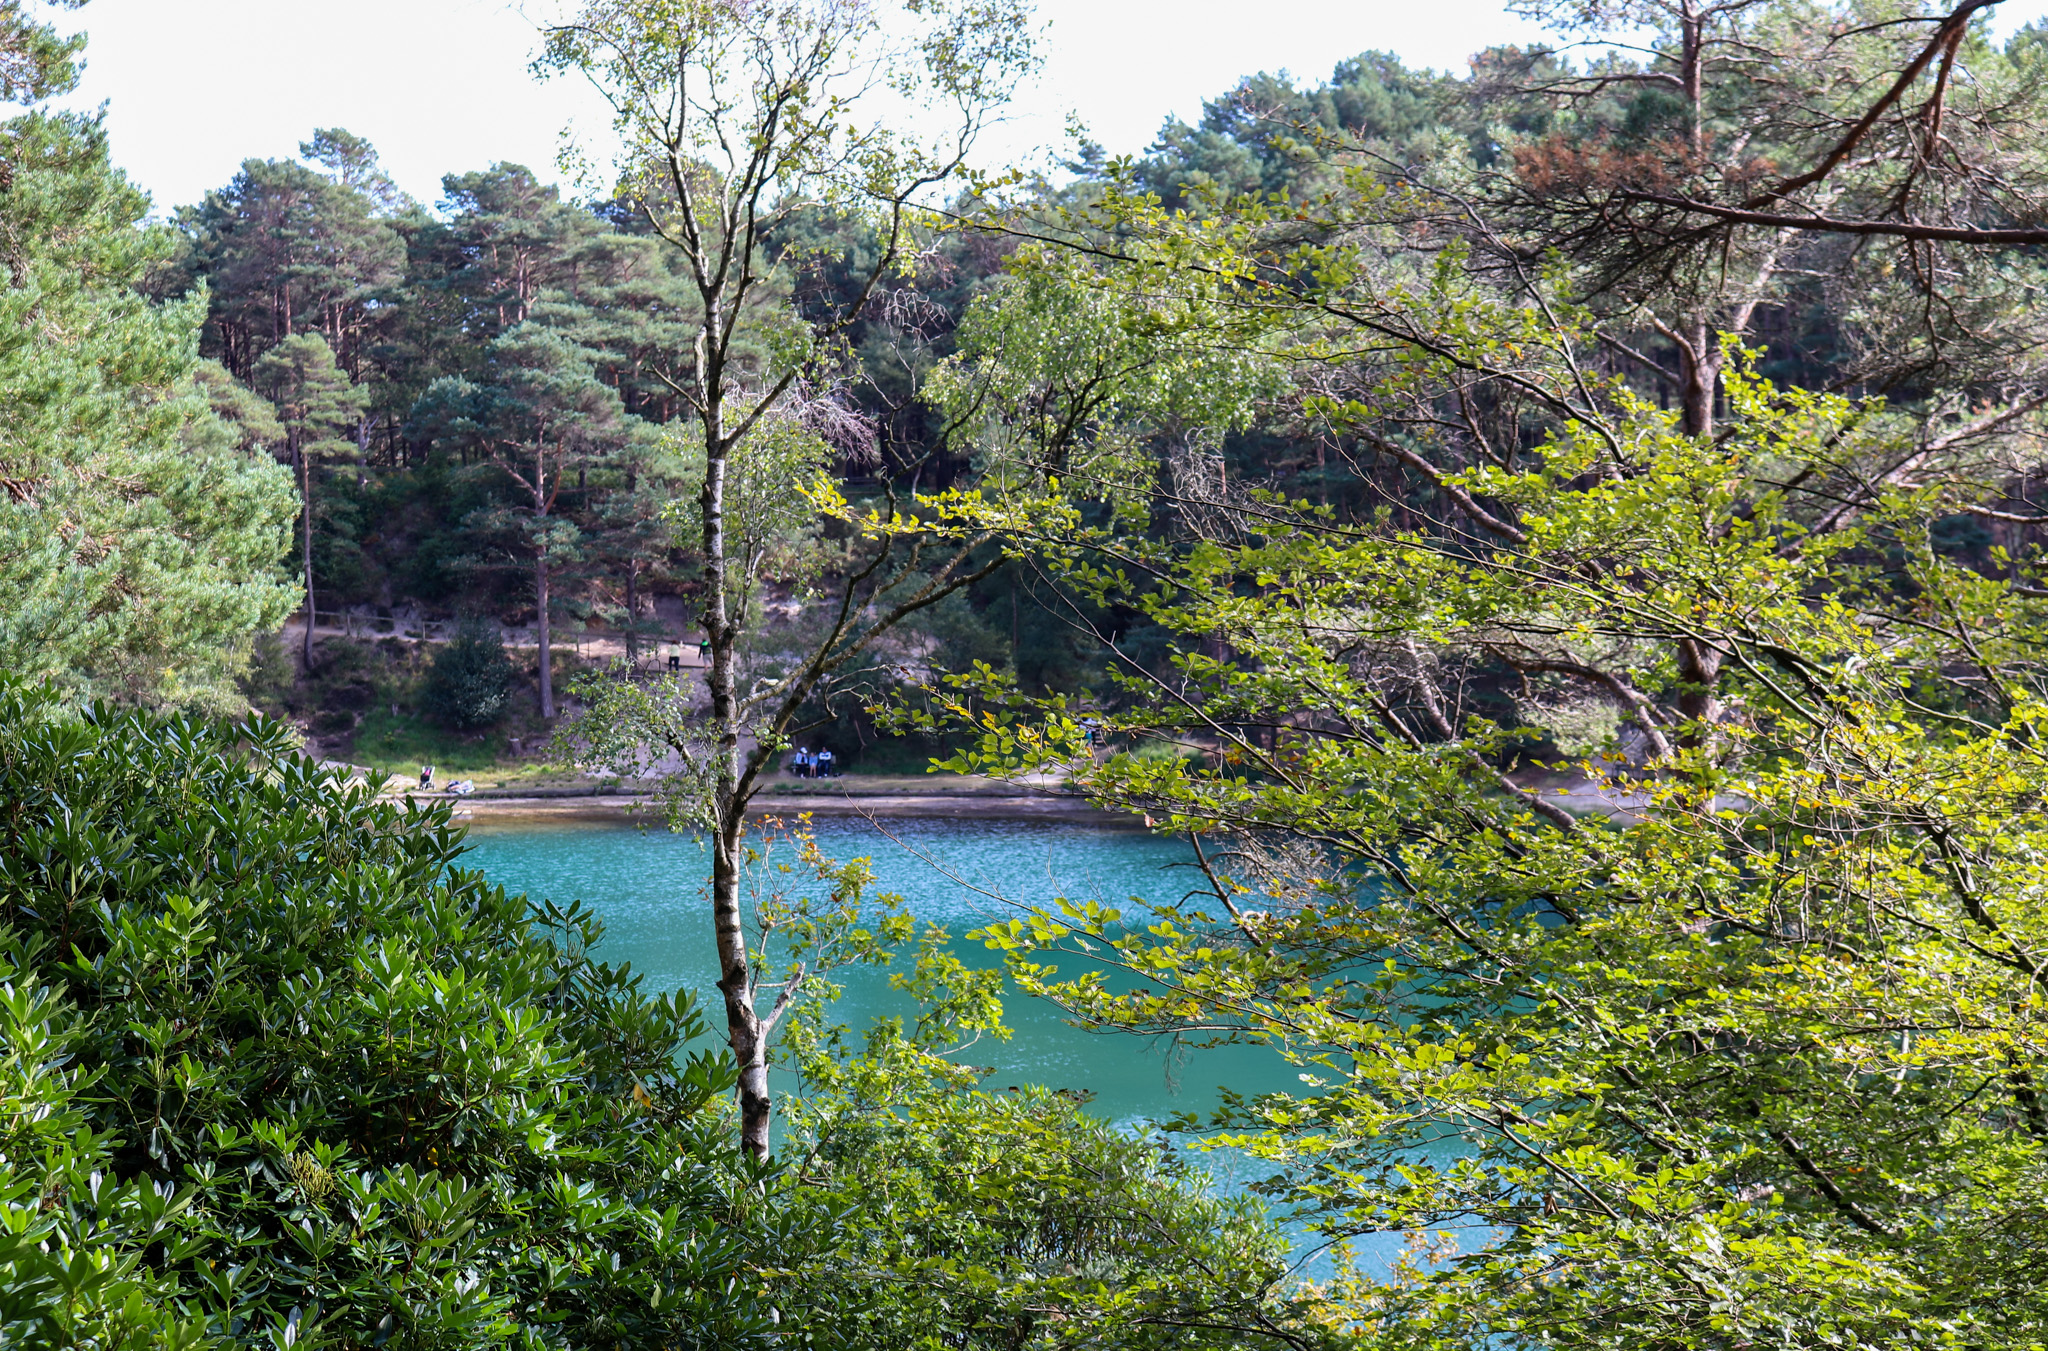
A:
[1676, 638, 1722, 748]
[299, 439, 316, 669]
[625, 560, 640, 663]
[537, 552, 555, 720]
[713, 809, 771, 1155]
[1681, 5, 1704, 157]
[535, 440, 557, 720]
[696, 362, 776, 1158]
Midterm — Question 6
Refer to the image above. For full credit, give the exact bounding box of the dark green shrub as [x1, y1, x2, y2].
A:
[0, 680, 816, 1347]
[422, 617, 515, 728]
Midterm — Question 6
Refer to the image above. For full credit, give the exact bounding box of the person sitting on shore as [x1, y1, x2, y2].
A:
[816, 747, 834, 778]
[791, 747, 810, 778]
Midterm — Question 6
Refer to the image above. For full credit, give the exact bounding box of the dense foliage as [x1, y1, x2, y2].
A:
[157, 6, 2048, 735]
[22, 0, 2048, 1344]
[904, 6, 2048, 1344]
[0, 11, 298, 711]
[125, 17, 1612, 733]
[953, 350, 2048, 1345]
[0, 677, 800, 1346]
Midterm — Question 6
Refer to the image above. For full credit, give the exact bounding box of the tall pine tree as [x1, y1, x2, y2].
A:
[254, 334, 370, 666]
[179, 151, 405, 383]
[0, 5, 300, 709]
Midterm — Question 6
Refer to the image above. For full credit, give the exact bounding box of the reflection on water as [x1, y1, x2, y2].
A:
[461, 815, 1295, 1126]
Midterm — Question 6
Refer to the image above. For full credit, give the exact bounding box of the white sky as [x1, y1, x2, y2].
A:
[51, 0, 2048, 217]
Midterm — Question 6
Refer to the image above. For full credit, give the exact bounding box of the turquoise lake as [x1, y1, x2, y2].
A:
[461, 813, 1425, 1275]
[462, 815, 1297, 1128]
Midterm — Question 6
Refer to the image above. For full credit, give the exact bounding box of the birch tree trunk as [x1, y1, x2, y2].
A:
[696, 369, 774, 1153]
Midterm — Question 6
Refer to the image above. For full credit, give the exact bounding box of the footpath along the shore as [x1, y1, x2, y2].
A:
[365, 772, 1141, 826]
[352, 765, 1656, 825]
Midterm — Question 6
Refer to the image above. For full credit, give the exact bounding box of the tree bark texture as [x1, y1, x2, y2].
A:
[624, 560, 639, 662]
[1676, 316, 1718, 438]
[1676, 637, 1723, 746]
[699, 381, 774, 1157]
[536, 552, 554, 721]
[299, 440, 315, 669]
[535, 441, 556, 720]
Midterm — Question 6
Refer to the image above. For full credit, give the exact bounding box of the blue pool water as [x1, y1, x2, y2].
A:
[460, 814, 1297, 1127]
[458, 812, 1463, 1278]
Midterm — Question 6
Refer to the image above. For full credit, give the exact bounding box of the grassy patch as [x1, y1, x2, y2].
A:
[347, 710, 610, 792]
[1119, 737, 1203, 767]
[349, 708, 510, 775]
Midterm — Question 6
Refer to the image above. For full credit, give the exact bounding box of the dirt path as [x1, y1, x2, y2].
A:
[440, 787, 1137, 827]
[374, 768, 1135, 827]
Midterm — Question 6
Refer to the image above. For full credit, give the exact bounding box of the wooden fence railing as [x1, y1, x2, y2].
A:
[308, 610, 692, 661]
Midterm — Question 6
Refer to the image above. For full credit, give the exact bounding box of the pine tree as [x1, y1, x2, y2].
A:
[300, 126, 409, 216]
[407, 169, 680, 713]
[437, 165, 610, 338]
[255, 334, 369, 666]
[530, 225, 701, 661]
[0, 11, 300, 710]
[179, 152, 405, 383]
[411, 321, 644, 719]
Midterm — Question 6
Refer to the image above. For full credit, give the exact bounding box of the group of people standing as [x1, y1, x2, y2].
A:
[788, 746, 837, 778]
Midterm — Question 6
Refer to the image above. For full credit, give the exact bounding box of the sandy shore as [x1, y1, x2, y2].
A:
[430, 787, 1144, 828]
